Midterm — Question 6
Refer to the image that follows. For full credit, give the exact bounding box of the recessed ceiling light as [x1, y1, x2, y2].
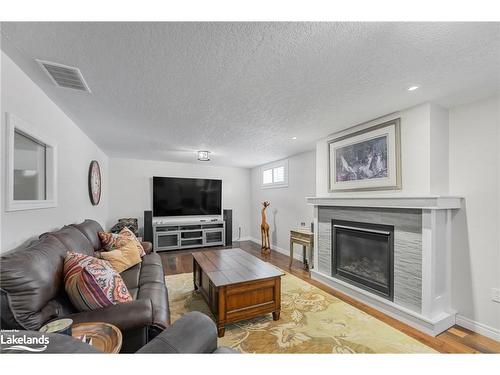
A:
[197, 150, 210, 161]
[291, 136, 297, 140]
[407, 85, 420, 91]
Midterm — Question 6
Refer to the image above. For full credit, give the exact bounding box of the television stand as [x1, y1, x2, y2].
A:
[153, 219, 225, 252]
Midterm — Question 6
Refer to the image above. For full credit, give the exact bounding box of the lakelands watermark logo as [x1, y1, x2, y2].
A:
[1, 330, 49, 352]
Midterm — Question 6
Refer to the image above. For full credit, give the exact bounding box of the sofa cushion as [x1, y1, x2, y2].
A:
[64, 252, 133, 311]
[42, 226, 94, 256]
[0, 236, 69, 330]
[98, 240, 142, 273]
[120, 263, 142, 290]
[70, 220, 104, 251]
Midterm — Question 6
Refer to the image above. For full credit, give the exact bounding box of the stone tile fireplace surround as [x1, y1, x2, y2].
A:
[307, 196, 462, 336]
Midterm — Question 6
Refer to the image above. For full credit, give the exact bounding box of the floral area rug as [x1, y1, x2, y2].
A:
[166, 272, 436, 354]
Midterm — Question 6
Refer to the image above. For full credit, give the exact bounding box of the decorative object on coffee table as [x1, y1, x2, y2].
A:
[72, 322, 122, 353]
[328, 118, 401, 192]
[110, 218, 139, 236]
[260, 201, 271, 255]
[88, 160, 101, 205]
[289, 228, 314, 271]
[192, 248, 284, 337]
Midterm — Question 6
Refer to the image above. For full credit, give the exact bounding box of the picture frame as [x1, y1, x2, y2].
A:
[328, 118, 401, 192]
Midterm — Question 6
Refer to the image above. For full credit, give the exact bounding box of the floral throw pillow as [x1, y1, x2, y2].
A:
[64, 252, 133, 312]
[98, 228, 146, 257]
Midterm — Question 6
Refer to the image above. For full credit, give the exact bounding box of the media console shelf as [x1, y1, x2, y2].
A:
[153, 220, 225, 251]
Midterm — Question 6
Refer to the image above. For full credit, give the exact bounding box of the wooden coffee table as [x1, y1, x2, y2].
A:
[192, 248, 284, 337]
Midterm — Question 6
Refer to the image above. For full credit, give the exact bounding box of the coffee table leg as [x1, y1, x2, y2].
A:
[217, 286, 226, 337]
[193, 258, 199, 290]
[273, 277, 281, 321]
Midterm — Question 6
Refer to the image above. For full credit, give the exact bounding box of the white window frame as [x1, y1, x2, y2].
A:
[4, 113, 58, 211]
[260, 159, 289, 189]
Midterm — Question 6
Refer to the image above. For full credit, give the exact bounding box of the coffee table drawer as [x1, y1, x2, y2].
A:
[226, 279, 276, 311]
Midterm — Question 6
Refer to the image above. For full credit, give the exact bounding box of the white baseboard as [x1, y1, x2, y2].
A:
[456, 315, 500, 342]
[234, 236, 252, 242]
[248, 237, 303, 261]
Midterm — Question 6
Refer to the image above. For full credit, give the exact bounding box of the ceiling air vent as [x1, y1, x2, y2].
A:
[36, 59, 91, 93]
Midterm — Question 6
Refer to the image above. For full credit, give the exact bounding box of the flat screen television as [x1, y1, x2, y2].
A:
[153, 176, 222, 217]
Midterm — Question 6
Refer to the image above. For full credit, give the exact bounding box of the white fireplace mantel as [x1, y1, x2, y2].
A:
[307, 194, 463, 336]
[306, 195, 463, 210]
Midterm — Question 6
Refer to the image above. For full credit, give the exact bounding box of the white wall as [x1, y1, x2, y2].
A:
[249, 151, 316, 255]
[449, 95, 500, 337]
[1, 51, 109, 252]
[430, 104, 450, 194]
[107, 157, 251, 240]
[316, 103, 449, 197]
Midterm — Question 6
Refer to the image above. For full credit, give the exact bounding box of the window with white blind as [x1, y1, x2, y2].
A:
[261, 159, 288, 188]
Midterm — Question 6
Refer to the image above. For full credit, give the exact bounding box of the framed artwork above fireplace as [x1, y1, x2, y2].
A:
[328, 118, 401, 192]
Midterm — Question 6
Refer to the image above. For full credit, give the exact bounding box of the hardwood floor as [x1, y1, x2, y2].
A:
[159, 240, 500, 354]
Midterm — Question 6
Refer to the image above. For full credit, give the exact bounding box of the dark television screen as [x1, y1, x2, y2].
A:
[153, 177, 222, 216]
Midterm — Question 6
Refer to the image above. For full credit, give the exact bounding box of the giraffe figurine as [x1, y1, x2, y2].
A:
[260, 201, 271, 255]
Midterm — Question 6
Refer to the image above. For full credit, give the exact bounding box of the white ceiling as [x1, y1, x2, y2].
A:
[1, 22, 499, 168]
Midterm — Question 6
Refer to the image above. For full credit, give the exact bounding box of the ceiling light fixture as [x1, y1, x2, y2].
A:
[291, 136, 297, 140]
[197, 150, 210, 161]
[407, 85, 420, 91]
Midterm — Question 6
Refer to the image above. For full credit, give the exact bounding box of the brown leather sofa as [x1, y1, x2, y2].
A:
[0, 219, 170, 353]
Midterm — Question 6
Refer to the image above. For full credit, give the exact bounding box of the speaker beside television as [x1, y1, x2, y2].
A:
[223, 209, 232, 246]
[144, 210, 153, 243]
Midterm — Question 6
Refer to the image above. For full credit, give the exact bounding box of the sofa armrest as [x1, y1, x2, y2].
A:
[65, 299, 153, 331]
[141, 241, 153, 254]
[136, 312, 217, 353]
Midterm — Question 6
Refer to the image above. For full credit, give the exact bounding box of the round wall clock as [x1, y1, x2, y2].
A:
[88, 160, 101, 205]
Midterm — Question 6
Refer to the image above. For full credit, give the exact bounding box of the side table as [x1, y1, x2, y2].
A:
[72, 322, 122, 353]
[289, 228, 314, 271]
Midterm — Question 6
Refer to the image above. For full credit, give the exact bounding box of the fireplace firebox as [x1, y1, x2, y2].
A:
[331, 219, 394, 300]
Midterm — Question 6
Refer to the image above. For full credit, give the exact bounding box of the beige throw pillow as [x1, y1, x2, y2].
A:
[98, 239, 142, 273]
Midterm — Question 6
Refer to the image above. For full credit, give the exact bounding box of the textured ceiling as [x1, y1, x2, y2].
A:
[1, 22, 499, 167]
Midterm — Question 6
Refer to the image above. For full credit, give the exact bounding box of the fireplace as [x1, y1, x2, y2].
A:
[331, 219, 394, 300]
